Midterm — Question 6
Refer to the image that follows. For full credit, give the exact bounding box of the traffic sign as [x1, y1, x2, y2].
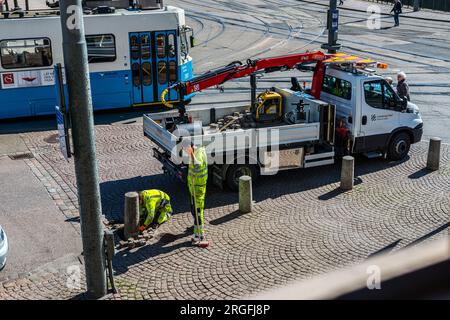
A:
[54, 64, 71, 161]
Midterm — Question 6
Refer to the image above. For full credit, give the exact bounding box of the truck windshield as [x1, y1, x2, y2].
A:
[322, 75, 352, 100]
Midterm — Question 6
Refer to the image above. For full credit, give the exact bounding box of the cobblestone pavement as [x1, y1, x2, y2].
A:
[0, 124, 449, 299]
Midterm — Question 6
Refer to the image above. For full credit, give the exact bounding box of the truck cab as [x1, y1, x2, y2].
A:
[320, 65, 423, 160]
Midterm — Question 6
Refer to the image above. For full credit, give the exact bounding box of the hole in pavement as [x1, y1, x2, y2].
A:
[43, 133, 59, 144]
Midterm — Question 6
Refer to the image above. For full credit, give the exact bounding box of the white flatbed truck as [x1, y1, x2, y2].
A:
[143, 52, 423, 190]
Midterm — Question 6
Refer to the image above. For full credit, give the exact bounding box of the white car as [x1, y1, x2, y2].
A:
[0, 225, 8, 270]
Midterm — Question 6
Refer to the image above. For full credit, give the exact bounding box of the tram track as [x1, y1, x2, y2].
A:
[175, 0, 450, 86]
[176, 0, 324, 68]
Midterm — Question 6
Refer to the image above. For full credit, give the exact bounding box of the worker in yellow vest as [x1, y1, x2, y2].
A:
[138, 189, 173, 232]
[187, 143, 208, 247]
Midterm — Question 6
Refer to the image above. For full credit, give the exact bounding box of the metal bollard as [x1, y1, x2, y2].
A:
[426, 137, 441, 171]
[239, 175, 253, 213]
[124, 191, 140, 239]
[340, 156, 354, 190]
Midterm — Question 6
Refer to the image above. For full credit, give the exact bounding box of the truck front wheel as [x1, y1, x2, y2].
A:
[226, 164, 259, 191]
[387, 132, 411, 161]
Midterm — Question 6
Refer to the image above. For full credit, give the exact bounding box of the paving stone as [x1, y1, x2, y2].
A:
[5, 122, 449, 300]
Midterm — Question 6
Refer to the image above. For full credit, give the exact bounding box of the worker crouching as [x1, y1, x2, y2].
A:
[187, 143, 209, 247]
[138, 189, 173, 232]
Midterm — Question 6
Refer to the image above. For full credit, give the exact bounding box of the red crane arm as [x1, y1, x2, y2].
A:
[182, 51, 327, 95]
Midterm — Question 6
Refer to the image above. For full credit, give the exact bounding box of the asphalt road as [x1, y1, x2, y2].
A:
[173, 0, 450, 142]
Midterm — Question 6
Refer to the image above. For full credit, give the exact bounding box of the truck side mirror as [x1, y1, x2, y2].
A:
[190, 35, 195, 48]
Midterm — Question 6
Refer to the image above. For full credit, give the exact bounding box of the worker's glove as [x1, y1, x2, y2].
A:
[139, 225, 146, 233]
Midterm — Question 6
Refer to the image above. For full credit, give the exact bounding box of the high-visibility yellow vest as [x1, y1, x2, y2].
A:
[140, 190, 171, 226]
[188, 146, 208, 186]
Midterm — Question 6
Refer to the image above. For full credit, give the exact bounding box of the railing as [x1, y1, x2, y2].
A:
[365, 0, 450, 12]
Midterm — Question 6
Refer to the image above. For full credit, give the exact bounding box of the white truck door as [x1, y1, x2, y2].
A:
[358, 79, 399, 152]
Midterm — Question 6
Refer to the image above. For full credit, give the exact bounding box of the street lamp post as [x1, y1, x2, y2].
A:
[321, 0, 341, 54]
[59, 0, 107, 299]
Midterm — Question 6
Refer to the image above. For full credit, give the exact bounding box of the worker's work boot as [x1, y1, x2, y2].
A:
[197, 235, 209, 248]
[191, 235, 201, 245]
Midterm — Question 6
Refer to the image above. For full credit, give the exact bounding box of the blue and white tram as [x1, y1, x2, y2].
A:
[0, 5, 194, 119]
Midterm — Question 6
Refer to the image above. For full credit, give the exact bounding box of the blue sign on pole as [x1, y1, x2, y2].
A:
[54, 64, 71, 161]
[331, 9, 339, 32]
[56, 105, 69, 161]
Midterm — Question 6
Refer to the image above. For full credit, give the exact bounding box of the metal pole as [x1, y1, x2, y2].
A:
[250, 74, 257, 110]
[321, 0, 341, 53]
[59, 0, 107, 299]
[413, 0, 420, 11]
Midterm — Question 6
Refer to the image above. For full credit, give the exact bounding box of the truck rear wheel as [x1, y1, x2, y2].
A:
[387, 132, 411, 161]
[226, 164, 258, 191]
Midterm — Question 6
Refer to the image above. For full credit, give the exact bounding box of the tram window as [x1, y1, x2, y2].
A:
[130, 35, 140, 60]
[168, 34, 176, 58]
[169, 61, 177, 82]
[141, 35, 151, 60]
[158, 61, 167, 84]
[142, 62, 152, 86]
[132, 63, 140, 87]
[157, 35, 166, 58]
[86, 34, 116, 63]
[0, 38, 52, 69]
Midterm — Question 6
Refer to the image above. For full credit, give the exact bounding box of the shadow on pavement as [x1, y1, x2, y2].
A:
[405, 221, 450, 248]
[0, 106, 167, 134]
[112, 227, 192, 276]
[100, 155, 410, 223]
[318, 177, 363, 201]
[367, 239, 402, 259]
[209, 210, 244, 225]
[408, 167, 432, 179]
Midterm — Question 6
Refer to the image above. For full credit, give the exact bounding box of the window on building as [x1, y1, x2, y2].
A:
[0, 38, 53, 69]
[86, 34, 116, 63]
[364, 80, 398, 110]
[322, 75, 352, 100]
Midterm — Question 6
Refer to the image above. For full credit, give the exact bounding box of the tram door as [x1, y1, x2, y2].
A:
[129, 32, 154, 104]
[129, 30, 178, 105]
[154, 31, 178, 102]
